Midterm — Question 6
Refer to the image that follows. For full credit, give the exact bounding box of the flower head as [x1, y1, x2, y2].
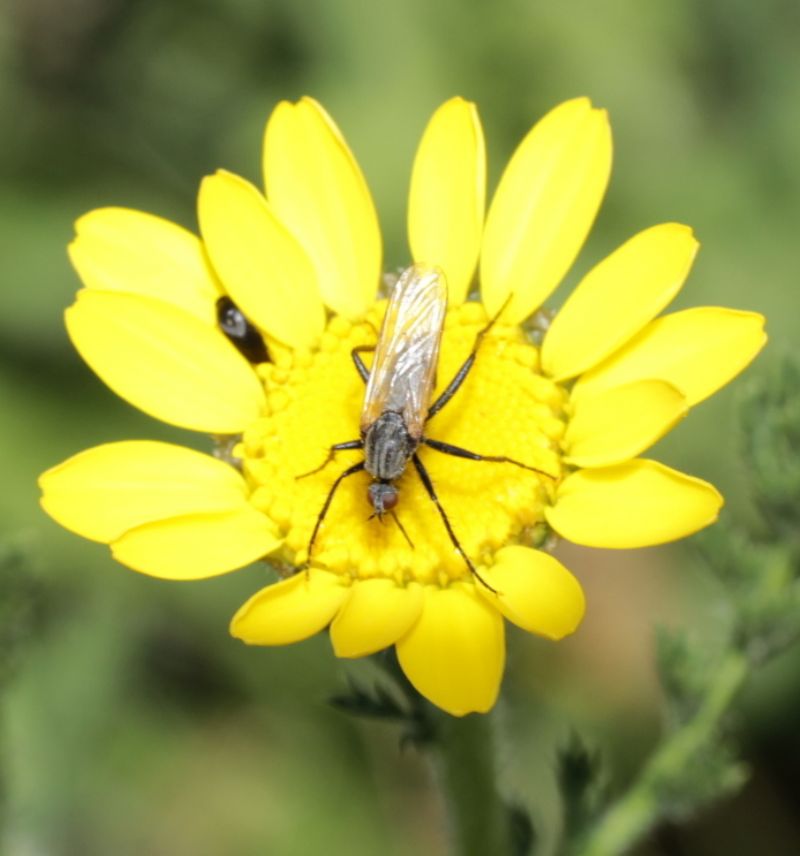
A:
[40, 97, 766, 716]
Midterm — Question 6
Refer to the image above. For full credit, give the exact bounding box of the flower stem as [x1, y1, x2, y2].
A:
[371, 652, 522, 854]
[575, 650, 748, 856]
[431, 711, 514, 856]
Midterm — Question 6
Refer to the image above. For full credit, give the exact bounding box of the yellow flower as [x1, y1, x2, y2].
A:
[39, 97, 766, 716]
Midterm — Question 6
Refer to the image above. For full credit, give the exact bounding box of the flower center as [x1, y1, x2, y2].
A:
[242, 300, 568, 586]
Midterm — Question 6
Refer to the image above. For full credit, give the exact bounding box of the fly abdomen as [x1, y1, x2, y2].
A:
[363, 411, 418, 480]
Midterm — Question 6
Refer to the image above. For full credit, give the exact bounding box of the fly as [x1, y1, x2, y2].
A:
[300, 264, 554, 589]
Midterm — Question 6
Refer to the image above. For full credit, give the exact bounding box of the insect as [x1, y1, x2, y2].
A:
[301, 264, 554, 588]
[216, 296, 269, 363]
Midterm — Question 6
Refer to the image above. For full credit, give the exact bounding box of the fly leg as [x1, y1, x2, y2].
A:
[304, 461, 365, 567]
[295, 439, 363, 479]
[412, 454, 497, 593]
[351, 345, 375, 384]
[426, 295, 512, 422]
[296, 344, 373, 480]
[422, 437, 556, 480]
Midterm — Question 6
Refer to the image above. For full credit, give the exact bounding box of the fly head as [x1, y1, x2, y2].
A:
[368, 481, 399, 517]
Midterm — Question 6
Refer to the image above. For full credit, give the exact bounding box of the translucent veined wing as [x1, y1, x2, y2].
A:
[361, 264, 448, 439]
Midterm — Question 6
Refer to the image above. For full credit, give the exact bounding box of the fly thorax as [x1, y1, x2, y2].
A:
[363, 411, 418, 480]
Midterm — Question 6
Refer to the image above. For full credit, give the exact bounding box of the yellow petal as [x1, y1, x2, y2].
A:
[542, 224, 699, 380]
[408, 97, 486, 305]
[263, 98, 382, 318]
[396, 584, 504, 716]
[479, 546, 585, 639]
[39, 441, 255, 543]
[231, 570, 349, 645]
[480, 98, 612, 323]
[565, 380, 688, 468]
[68, 207, 221, 324]
[572, 308, 767, 406]
[112, 508, 281, 580]
[330, 579, 423, 658]
[545, 459, 723, 548]
[65, 290, 265, 433]
[198, 170, 325, 349]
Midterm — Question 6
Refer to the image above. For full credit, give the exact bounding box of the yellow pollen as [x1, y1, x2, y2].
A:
[243, 301, 568, 586]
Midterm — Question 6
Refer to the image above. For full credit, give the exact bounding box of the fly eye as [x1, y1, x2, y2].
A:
[216, 297, 269, 364]
[381, 488, 399, 511]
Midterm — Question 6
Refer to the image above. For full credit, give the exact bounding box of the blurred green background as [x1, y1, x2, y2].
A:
[1, 1, 798, 853]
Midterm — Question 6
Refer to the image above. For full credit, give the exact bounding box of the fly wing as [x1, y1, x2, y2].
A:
[360, 264, 448, 439]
